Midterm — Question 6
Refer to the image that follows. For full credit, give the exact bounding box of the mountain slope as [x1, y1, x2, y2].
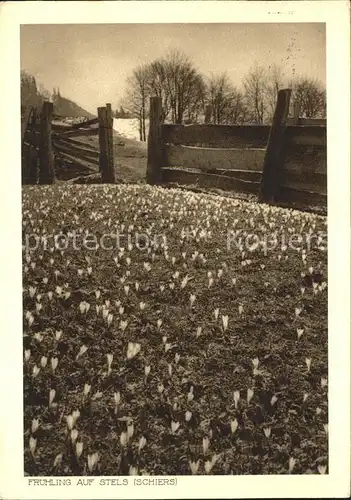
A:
[53, 95, 95, 118]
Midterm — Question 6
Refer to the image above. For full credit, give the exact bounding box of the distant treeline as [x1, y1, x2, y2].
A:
[119, 49, 326, 140]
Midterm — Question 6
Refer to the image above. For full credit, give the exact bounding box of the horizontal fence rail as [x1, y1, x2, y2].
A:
[22, 101, 115, 185]
[147, 94, 327, 209]
[162, 123, 270, 148]
[162, 167, 261, 194]
[165, 144, 266, 172]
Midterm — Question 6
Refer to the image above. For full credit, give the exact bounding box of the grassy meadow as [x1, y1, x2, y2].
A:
[22, 183, 328, 476]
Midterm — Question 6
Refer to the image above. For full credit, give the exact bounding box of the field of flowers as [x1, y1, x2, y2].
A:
[22, 184, 328, 476]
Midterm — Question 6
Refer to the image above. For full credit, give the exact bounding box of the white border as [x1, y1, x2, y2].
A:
[0, 2, 350, 499]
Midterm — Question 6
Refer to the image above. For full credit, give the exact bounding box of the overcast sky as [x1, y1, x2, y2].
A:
[21, 23, 325, 114]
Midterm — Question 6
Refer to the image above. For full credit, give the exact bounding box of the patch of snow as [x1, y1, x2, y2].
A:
[113, 118, 149, 141]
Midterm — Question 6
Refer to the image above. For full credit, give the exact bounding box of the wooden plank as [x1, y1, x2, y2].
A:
[53, 137, 99, 158]
[54, 135, 97, 151]
[162, 123, 270, 148]
[106, 103, 115, 181]
[161, 167, 260, 195]
[98, 107, 115, 183]
[282, 170, 327, 192]
[24, 129, 40, 147]
[278, 186, 327, 207]
[296, 118, 326, 126]
[21, 107, 33, 144]
[53, 141, 100, 166]
[54, 150, 98, 171]
[70, 117, 99, 129]
[284, 144, 327, 175]
[106, 103, 113, 128]
[28, 145, 39, 185]
[51, 117, 99, 132]
[259, 88, 292, 202]
[204, 168, 262, 182]
[39, 101, 55, 185]
[52, 122, 71, 131]
[147, 97, 164, 184]
[53, 127, 99, 138]
[23, 141, 39, 151]
[285, 125, 326, 147]
[166, 166, 262, 182]
[165, 144, 265, 172]
[281, 179, 326, 195]
[22, 143, 39, 185]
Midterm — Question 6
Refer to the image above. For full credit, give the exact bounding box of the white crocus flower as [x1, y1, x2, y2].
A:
[202, 437, 210, 454]
[76, 345, 88, 360]
[87, 452, 99, 472]
[120, 432, 128, 448]
[75, 442, 84, 458]
[138, 436, 147, 453]
[263, 427, 271, 438]
[247, 388, 254, 404]
[31, 418, 40, 434]
[189, 460, 200, 475]
[71, 429, 79, 444]
[297, 328, 304, 339]
[305, 358, 312, 372]
[49, 389, 56, 407]
[233, 390, 240, 409]
[51, 357, 58, 372]
[185, 411, 192, 422]
[29, 436, 37, 455]
[230, 419, 238, 434]
[288, 457, 296, 473]
[270, 395, 278, 406]
[222, 315, 229, 331]
[83, 383, 91, 396]
[171, 421, 180, 434]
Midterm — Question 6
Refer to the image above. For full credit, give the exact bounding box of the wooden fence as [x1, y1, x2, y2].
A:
[147, 93, 327, 208]
[22, 101, 115, 185]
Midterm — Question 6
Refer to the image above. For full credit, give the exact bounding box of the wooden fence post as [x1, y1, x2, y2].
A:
[204, 105, 213, 124]
[147, 97, 164, 185]
[293, 100, 301, 125]
[21, 107, 34, 185]
[106, 103, 115, 181]
[39, 101, 55, 185]
[259, 88, 292, 203]
[98, 106, 115, 183]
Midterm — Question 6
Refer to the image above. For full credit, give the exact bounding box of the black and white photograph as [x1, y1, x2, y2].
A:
[0, 1, 350, 499]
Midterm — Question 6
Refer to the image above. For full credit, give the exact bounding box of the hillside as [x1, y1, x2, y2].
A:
[53, 95, 95, 118]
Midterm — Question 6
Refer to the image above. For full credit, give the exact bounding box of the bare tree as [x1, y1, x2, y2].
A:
[38, 83, 51, 102]
[146, 59, 171, 121]
[243, 64, 268, 124]
[123, 64, 150, 141]
[147, 50, 205, 124]
[291, 77, 326, 118]
[207, 73, 246, 124]
[183, 72, 206, 123]
[21, 70, 42, 112]
[265, 64, 285, 122]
